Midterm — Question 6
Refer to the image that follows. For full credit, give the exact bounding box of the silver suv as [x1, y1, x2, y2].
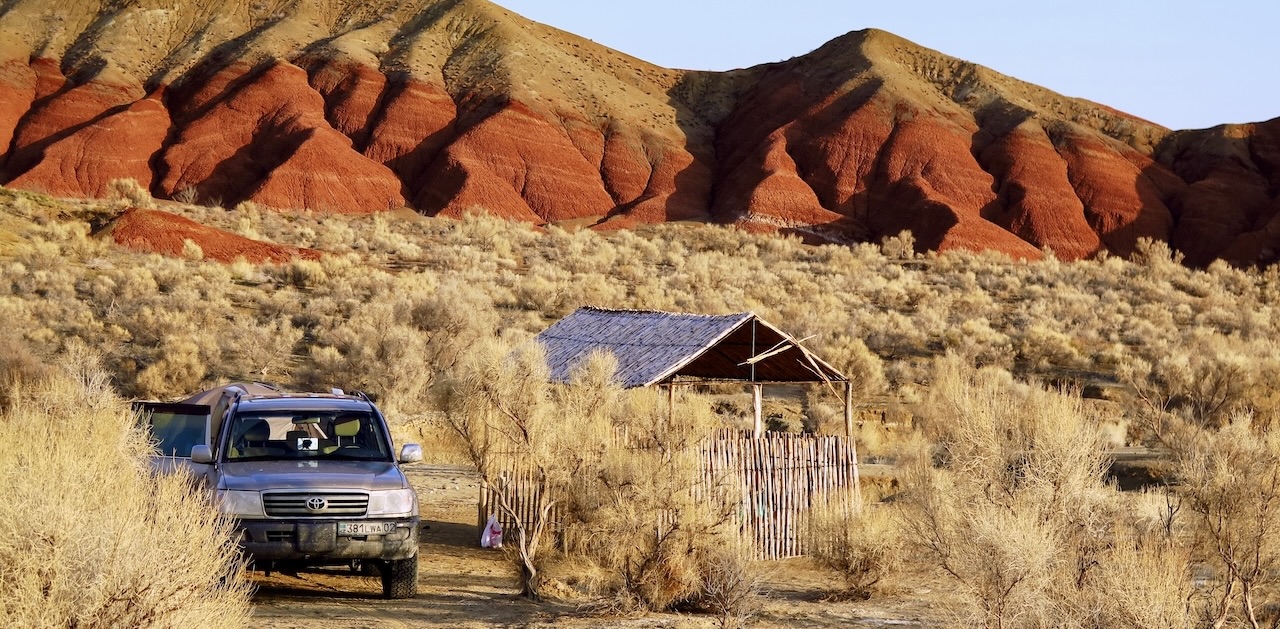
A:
[137, 383, 423, 599]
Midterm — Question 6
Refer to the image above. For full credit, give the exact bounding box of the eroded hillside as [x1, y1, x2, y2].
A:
[0, 0, 1277, 265]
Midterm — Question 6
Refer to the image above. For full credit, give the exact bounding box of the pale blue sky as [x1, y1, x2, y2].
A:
[493, 0, 1277, 131]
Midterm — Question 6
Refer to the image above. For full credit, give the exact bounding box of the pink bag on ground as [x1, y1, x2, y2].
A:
[480, 515, 503, 548]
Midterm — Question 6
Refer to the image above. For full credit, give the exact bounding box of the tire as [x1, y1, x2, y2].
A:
[381, 556, 418, 599]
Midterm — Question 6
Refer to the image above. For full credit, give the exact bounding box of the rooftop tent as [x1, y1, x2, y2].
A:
[535, 307, 853, 437]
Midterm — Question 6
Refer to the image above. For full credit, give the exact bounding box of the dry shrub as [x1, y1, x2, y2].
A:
[106, 178, 156, 209]
[180, 238, 204, 261]
[0, 331, 49, 411]
[1174, 415, 1280, 628]
[215, 315, 303, 382]
[1120, 332, 1256, 432]
[897, 354, 1194, 628]
[276, 258, 327, 289]
[133, 336, 207, 399]
[879, 230, 916, 259]
[816, 335, 886, 399]
[442, 341, 616, 599]
[173, 186, 199, 205]
[694, 542, 767, 629]
[808, 501, 903, 599]
[0, 345, 249, 627]
[305, 278, 496, 414]
[560, 390, 742, 614]
[444, 343, 760, 619]
[1085, 527, 1194, 629]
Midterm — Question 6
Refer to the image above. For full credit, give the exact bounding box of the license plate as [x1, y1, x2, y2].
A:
[337, 522, 396, 536]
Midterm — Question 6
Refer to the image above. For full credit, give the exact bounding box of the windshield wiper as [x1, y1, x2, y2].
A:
[324, 452, 389, 462]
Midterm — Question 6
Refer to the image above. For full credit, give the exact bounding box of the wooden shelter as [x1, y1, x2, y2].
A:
[477, 307, 866, 559]
[535, 307, 856, 438]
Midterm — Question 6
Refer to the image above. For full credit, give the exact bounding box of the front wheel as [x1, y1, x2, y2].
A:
[381, 556, 418, 599]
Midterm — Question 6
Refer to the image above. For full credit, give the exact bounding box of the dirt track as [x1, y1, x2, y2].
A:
[249, 464, 945, 628]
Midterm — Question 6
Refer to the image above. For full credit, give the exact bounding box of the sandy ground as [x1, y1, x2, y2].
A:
[248, 464, 948, 628]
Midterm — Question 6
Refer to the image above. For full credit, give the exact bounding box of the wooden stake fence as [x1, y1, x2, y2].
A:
[478, 431, 861, 560]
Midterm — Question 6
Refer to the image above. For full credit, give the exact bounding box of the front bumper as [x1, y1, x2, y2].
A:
[236, 518, 419, 562]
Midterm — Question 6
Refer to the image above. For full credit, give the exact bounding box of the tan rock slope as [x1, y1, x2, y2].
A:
[0, 0, 1276, 265]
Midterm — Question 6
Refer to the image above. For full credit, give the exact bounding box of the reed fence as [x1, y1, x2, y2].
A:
[478, 431, 861, 560]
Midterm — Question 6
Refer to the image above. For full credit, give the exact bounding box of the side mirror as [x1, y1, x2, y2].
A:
[398, 444, 423, 464]
[191, 445, 214, 464]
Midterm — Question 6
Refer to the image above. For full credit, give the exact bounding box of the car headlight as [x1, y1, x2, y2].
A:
[367, 488, 417, 517]
[215, 490, 264, 518]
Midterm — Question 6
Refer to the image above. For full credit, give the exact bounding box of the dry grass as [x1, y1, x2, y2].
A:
[0, 342, 250, 627]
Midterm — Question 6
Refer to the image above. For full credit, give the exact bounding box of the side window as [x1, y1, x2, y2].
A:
[135, 403, 210, 457]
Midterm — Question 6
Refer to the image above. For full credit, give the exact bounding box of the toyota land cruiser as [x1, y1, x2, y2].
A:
[136, 383, 423, 599]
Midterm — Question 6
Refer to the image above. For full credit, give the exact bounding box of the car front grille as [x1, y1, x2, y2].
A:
[262, 492, 369, 517]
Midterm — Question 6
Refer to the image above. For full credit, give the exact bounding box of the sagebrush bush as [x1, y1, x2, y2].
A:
[1171, 415, 1280, 627]
[1085, 528, 1194, 629]
[559, 389, 742, 613]
[441, 341, 616, 599]
[443, 341, 759, 617]
[106, 178, 155, 209]
[0, 329, 49, 411]
[694, 542, 767, 629]
[896, 355, 1194, 628]
[808, 502, 903, 599]
[0, 344, 249, 627]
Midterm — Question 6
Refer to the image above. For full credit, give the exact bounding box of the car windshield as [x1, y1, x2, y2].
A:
[224, 410, 391, 462]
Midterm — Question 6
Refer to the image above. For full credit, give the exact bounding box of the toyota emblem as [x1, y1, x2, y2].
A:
[306, 496, 327, 511]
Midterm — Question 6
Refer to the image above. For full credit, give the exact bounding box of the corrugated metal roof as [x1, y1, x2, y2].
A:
[535, 307, 847, 388]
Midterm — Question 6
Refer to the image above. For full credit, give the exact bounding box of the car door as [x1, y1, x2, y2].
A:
[134, 402, 213, 481]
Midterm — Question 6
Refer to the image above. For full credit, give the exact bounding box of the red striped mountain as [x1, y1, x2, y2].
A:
[0, 1, 1276, 265]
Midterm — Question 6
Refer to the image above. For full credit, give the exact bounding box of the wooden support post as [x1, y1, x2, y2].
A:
[844, 380, 854, 439]
[753, 383, 763, 438]
[668, 383, 675, 423]
[844, 380, 863, 512]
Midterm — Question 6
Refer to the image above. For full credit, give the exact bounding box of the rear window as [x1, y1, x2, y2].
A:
[223, 410, 391, 462]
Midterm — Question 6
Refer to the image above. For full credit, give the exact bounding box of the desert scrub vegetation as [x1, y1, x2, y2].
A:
[7, 188, 1280, 621]
[0, 340, 250, 627]
[440, 339, 608, 599]
[896, 354, 1196, 628]
[1133, 378, 1280, 628]
[2, 188, 1280, 457]
[440, 342, 760, 620]
[808, 501, 904, 600]
[8, 188, 1280, 420]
